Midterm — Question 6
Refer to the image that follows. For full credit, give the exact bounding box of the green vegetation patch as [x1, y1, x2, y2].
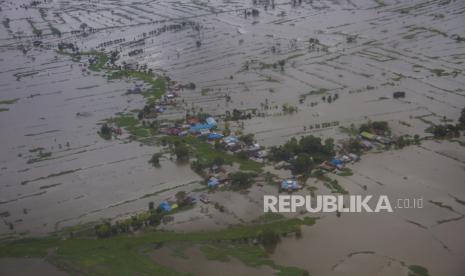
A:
[0, 217, 316, 276]
[0, 98, 19, 105]
[408, 265, 430, 276]
[164, 136, 263, 172]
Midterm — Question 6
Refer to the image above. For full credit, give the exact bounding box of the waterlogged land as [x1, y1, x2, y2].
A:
[1, 0, 465, 275]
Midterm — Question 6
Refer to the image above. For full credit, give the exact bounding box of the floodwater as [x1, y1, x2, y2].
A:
[1, 0, 465, 275]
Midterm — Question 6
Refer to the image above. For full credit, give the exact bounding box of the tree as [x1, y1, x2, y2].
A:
[239, 133, 255, 145]
[174, 143, 189, 161]
[148, 212, 161, 226]
[459, 107, 465, 130]
[278, 60, 285, 71]
[130, 216, 143, 231]
[99, 124, 112, 140]
[212, 156, 225, 166]
[175, 191, 187, 206]
[372, 121, 390, 134]
[149, 153, 162, 167]
[291, 153, 314, 174]
[95, 223, 112, 238]
[229, 172, 256, 190]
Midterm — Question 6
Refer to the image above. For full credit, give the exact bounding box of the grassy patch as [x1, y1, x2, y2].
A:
[109, 70, 165, 102]
[0, 98, 19, 105]
[0, 217, 316, 275]
[337, 168, 353, 177]
[408, 265, 430, 276]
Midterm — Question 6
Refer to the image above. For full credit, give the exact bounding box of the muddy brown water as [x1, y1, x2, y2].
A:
[1, 0, 465, 275]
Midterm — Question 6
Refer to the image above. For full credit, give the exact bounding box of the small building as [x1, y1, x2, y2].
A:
[360, 140, 373, 149]
[330, 158, 344, 170]
[208, 177, 220, 188]
[247, 143, 261, 152]
[348, 153, 360, 162]
[281, 179, 300, 191]
[207, 132, 224, 140]
[376, 136, 392, 145]
[360, 131, 376, 141]
[158, 201, 172, 212]
[223, 136, 239, 144]
[206, 117, 217, 126]
[226, 143, 242, 152]
[199, 194, 210, 204]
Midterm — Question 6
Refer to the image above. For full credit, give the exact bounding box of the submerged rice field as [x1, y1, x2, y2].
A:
[1, 0, 465, 275]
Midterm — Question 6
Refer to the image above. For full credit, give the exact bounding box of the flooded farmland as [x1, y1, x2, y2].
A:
[1, 0, 465, 275]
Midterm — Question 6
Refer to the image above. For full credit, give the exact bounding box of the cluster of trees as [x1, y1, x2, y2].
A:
[225, 109, 253, 121]
[128, 49, 143, 57]
[426, 108, 465, 139]
[174, 142, 190, 161]
[191, 156, 225, 177]
[229, 171, 257, 190]
[239, 133, 255, 145]
[57, 42, 78, 52]
[359, 121, 390, 135]
[429, 124, 461, 139]
[321, 93, 339, 104]
[95, 211, 163, 238]
[282, 103, 298, 114]
[269, 135, 335, 174]
[393, 135, 421, 149]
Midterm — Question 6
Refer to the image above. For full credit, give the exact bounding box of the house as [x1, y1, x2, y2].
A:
[206, 117, 217, 126]
[360, 131, 376, 140]
[376, 136, 392, 145]
[199, 194, 210, 204]
[348, 153, 360, 162]
[207, 132, 224, 140]
[360, 140, 373, 149]
[189, 123, 215, 134]
[281, 179, 301, 191]
[226, 143, 242, 152]
[166, 92, 178, 99]
[158, 201, 172, 212]
[223, 136, 238, 144]
[247, 143, 261, 152]
[330, 158, 345, 170]
[208, 177, 220, 188]
[340, 155, 352, 163]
